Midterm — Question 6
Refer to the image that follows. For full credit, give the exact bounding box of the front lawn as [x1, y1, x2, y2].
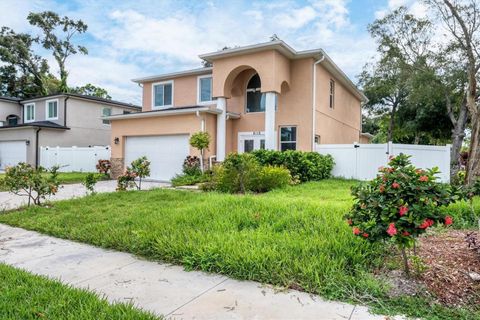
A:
[0, 172, 109, 191]
[0, 179, 478, 319]
[0, 263, 158, 320]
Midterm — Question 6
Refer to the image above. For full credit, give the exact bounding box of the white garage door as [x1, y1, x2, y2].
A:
[0, 141, 27, 169]
[125, 135, 189, 181]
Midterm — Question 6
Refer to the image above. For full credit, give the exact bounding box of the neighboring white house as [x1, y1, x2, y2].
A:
[0, 94, 140, 169]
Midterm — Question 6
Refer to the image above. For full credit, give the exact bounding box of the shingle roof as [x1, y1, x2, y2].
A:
[0, 121, 69, 130]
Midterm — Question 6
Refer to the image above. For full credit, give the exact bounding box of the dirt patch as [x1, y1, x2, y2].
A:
[417, 230, 480, 307]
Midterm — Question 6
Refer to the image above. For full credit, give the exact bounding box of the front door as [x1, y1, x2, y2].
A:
[238, 132, 265, 153]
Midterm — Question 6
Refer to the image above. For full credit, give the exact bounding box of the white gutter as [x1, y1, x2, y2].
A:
[312, 55, 325, 151]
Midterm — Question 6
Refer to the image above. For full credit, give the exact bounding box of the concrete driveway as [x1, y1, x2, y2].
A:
[0, 180, 169, 211]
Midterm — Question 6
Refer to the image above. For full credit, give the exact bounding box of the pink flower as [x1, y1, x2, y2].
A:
[392, 182, 400, 189]
[387, 223, 397, 236]
[419, 175, 429, 182]
[419, 219, 434, 229]
[379, 184, 385, 193]
[353, 227, 361, 235]
[445, 216, 453, 226]
[399, 206, 409, 216]
[362, 233, 369, 238]
[402, 231, 411, 236]
[347, 219, 353, 225]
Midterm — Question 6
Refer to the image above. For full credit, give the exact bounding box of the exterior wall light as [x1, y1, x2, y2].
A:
[114, 137, 120, 145]
[25, 140, 30, 146]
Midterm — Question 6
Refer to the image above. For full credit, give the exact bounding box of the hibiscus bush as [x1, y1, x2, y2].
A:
[345, 154, 460, 275]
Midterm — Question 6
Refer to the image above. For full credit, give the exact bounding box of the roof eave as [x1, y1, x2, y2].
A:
[104, 107, 221, 120]
[132, 67, 213, 83]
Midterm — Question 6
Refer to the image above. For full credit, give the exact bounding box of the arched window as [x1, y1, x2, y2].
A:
[246, 74, 265, 113]
[6, 115, 19, 126]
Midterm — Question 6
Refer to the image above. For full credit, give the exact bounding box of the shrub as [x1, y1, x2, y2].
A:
[253, 165, 291, 192]
[189, 132, 210, 172]
[171, 172, 211, 187]
[182, 156, 202, 176]
[344, 154, 461, 276]
[116, 156, 151, 191]
[130, 156, 151, 190]
[82, 173, 100, 195]
[251, 149, 334, 182]
[96, 159, 111, 175]
[208, 153, 291, 193]
[3, 163, 60, 206]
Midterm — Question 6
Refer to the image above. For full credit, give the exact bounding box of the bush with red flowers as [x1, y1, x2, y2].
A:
[345, 154, 460, 275]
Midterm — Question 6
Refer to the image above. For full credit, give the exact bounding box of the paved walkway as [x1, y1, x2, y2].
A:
[0, 224, 401, 320]
[0, 180, 168, 211]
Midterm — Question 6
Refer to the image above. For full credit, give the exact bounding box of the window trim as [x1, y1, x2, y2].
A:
[329, 79, 335, 109]
[24, 103, 35, 123]
[45, 98, 59, 120]
[197, 74, 214, 105]
[279, 126, 297, 151]
[152, 80, 174, 109]
[102, 107, 112, 125]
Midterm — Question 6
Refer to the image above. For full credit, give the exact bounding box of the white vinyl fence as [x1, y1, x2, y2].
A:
[316, 142, 451, 183]
[40, 146, 111, 172]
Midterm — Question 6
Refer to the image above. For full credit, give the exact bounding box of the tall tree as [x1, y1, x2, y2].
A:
[0, 27, 51, 96]
[27, 11, 88, 93]
[426, 0, 480, 184]
[71, 83, 111, 99]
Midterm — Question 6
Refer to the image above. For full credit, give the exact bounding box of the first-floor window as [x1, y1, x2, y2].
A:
[102, 107, 111, 125]
[46, 99, 58, 120]
[25, 103, 35, 122]
[280, 126, 297, 151]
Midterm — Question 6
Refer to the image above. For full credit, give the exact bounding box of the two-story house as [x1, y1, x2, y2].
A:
[106, 40, 367, 181]
[0, 94, 140, 169]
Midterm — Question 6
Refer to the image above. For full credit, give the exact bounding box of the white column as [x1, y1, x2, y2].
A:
[216, 97, 227, 161]
[265, 92, 276, 150]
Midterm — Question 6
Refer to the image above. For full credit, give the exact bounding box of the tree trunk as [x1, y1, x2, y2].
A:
[450, 103, 468, 180]
[466, 113, 480, 186]
[387, 103, 397, 143]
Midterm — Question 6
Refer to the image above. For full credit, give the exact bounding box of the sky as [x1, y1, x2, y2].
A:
[0, 0, 426, 104]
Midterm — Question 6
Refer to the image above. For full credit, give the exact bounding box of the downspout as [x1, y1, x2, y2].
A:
[64, 96, 70, 127]
[35, 128, 42, 168]
[312, 55, 325, 151]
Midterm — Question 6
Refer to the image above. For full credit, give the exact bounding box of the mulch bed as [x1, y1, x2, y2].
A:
[416, 230, 480, 306]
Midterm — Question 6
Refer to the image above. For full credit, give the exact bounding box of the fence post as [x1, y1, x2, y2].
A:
[445, 144, 452, 183]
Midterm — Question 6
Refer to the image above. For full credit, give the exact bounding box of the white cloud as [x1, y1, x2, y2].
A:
[0, 0, 374, 102]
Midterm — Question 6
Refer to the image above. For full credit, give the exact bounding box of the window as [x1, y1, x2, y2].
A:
[152, 81, 173, 108]
[280, 126, 297, 151]
[24, 103, 35, 122]
[244, 140, 254, 153]
[6, 115, 19, 126]
[102, 107, 111, 125]
[246, 74, 265, 113]
[198, 75, 213, 104]
[46, 99, 58, 120]
[329, 79, 335, 109]
[123, 110, 131, 115]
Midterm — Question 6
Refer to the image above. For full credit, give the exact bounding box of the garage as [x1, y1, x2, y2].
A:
[124, 135, 190, 181]
[0, 140, 27, 169]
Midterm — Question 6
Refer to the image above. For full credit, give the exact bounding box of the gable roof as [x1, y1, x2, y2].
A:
[20, 93, 141, 110]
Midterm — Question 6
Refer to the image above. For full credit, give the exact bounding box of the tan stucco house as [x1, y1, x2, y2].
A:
[0, 94, 139, 169]
[106, 40, 367, 181]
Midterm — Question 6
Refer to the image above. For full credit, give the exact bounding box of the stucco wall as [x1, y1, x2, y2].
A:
[315, 64, 362, 144]
[0, 100, 22, 125]
[110, 113, 217, 160]
[141, 73, 214, 111]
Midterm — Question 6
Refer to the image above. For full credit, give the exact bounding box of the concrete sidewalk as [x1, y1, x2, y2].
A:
[0, 180, 168, 211]
[0, 224, 400, 320]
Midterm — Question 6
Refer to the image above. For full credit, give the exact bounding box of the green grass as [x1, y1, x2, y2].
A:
[0, 172, 109, 191]
[0, 263, 159, 320]
[0, 179, 478, 319]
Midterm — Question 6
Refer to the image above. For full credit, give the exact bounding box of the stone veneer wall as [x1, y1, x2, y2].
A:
[110, 158, 125, 179]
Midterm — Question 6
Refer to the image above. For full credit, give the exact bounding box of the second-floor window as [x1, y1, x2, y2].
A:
[246, 74, 265, 113]
[46, 99, 58, 120]
[198, 75, 213, 104]
[329, 79, 335, 109]
[102, 107, 111, 125]
[153, 81, 173, 108]
[25, 103, 35, 122]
